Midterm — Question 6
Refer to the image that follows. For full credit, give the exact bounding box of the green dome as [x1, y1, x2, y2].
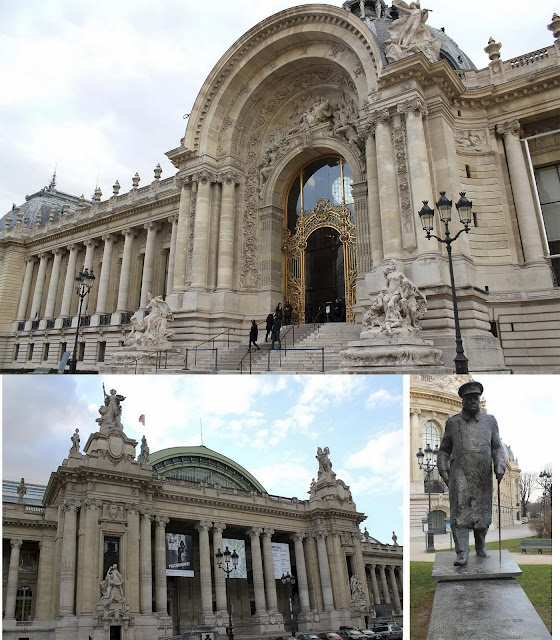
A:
[150, 445, 267, 493]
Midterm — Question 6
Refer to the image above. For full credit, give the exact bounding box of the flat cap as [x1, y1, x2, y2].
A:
[458, 380, 484, 398]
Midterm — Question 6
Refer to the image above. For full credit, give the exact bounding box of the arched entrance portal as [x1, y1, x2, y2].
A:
[283, 157, 357, 324]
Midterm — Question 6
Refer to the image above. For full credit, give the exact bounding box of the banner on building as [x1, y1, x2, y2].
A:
[166, 533, 194, 576]
[272, 542, 291, 579]
[221, 538, 247, 578]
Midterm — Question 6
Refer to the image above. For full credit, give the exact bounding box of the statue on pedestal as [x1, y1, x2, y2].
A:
[70, 428, 80, 453]
[96, 385, 126, 432]
[384, 0, 442, 63]
[124, 292, 174, 348]
[138, 435, 150, 463]
[100, 564, 124, 603]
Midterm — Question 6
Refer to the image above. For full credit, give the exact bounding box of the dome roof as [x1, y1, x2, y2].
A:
[149, 445, 267, 493]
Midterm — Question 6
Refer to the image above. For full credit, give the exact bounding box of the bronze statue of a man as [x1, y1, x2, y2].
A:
[437, 381, 506, 566]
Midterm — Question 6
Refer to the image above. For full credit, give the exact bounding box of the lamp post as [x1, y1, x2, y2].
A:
[68, 267, 95, 373]
[418, 191, 473, 374]
[416, 444, 440, 553]
[216, 546, 239, 640]
[538, 469, 552, 520]
[281, 572, 296, 636]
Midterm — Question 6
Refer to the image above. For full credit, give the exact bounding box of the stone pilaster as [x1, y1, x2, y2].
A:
[140, 509, 153, 614]
[16, 256, 37, 320]
[261, 528, 280, 615]
[95, 233, 116, 314]
[36, 538, 56, 620]
[313, 531, 335, 611]
[29, 252, 48, 319]
[291, 532, 311, 614]
[126, 505, 141, 614]
[328, 531, 349, 610]
[190, 171, 213, 289]
[44, 248, 63, 319]
[496, 120, 545, 264]
[365, 132, 383, 265]
[247, 526, 267, 616]
[59, 244, 79, 317]
[140, 221, 161, 308]
[172, 177, 192, 291]
[212, 522, 228, 615]
[77, 498, 101, 615]
[4, 538, 23, 619]
[167, 214, 179, 296]
[352, 181, 372, 275]
[216, 172, 238, 290]
[59, 500, 80, 616]
[155, 515, 170, 614]
[116, 228, 138, 312]
[196, 519, 214, 623]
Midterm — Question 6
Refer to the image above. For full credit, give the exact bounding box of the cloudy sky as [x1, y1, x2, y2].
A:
[1, 0, 557, 214]
[1, 374, 404, 545]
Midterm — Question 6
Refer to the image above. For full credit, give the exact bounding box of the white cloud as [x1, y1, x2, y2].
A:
[366, 388, 402, 409]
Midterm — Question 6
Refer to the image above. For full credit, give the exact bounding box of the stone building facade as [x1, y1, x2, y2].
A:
[2, 401, 402, 640]
[410, 374, 521, 538]
[1, 2, 559, 372]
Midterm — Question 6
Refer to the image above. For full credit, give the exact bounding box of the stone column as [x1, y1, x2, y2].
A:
[212, 522, 228, 615]
[116, 228, 138, 312]
[196, 520, 214, 622]
[365, 133, 383, 265]
[379, 564, 391, 607]
[140, 510, 153, 614]
[17, 256, 37, 320]
[127, 506, 141, 613]
[190, 170, 213, 289]
[59, 500, 80, 616]
[167, 214, 179, 296]
[388, 565, 402, 614]
[172, 177, 192, 291]
[155, 516, 170, 614]
[43, 248, 63, 319]
[59, 244, 79, 317]
[95, 233, 116, 314]
[83, 238, 97, 272]
[369, 110, 403, 258]
[313, 531, 334, 611]
[496, 120, 545, 263]
[216, 172, 237, 290]
[29, 252, 49, 319]
[261, 528, 280, 615]
[247, 527, 267, 616]
[140, 221, 161, 308]
[291, 532, 311, 614]
[79, 498, 101, 615]
[36, 538, 56, 620]
[395, 565, 403, 591]
[4, 538, 23, 619]
[368, 565, 381, 605]
[397, 98, 434, 254]
[328, 531, 349, 610]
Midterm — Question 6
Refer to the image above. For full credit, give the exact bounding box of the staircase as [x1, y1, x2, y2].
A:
[157, 323, 361, 374]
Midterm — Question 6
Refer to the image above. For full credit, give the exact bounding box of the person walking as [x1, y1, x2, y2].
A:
[265, 312, 274, 341]
[248, 319, 260, 351]
[270, 313, 282, 350]
[283, 301, 293, 325]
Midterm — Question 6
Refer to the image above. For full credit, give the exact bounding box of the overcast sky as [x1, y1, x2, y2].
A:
[1, 0, 557, 214]
[1, 374, 404, 545]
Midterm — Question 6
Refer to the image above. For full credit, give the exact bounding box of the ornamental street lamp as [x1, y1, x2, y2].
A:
[539, 469, 552, 517]
[68, 267, 95, 374]
[281, 572, 297, 636]
[417, 444, 440, 553]
[216, 546, 239, 640]
[419, 191, 473, 374]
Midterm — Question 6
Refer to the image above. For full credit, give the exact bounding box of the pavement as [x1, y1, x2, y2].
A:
[410, 523, 552, 564]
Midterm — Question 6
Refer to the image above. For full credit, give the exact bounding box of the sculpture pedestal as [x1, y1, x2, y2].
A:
[99, 346, 183, 374]
[339, 335, 447, 373]
[428, 551, 550, 640]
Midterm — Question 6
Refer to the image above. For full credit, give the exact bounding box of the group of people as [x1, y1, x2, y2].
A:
[308, 298, 346, 324]
[249, 303, 288, 352]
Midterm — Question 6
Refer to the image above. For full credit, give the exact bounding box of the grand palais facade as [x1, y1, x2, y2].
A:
[2, 390, 403, 640]
[1, 1, 559, 373]
[409, 374, 521, 538]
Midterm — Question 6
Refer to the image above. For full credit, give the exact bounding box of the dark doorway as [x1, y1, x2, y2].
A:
[305, 227, 344, 322]
[110, 626, 122, 640]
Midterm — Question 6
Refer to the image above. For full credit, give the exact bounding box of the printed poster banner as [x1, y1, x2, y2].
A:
[221, 538, 247, 579]
[272, 542, 291, 579]
[166, 533, 194, 577]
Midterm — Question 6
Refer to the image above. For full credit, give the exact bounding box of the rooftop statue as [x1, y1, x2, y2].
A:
[138, 435, 150, 463]
[96, 384, 126, 432]
[437, 381, 506, 566]
[70, 428, 80, 453]
[124, 292, 174, 348]
[385, 0, 442, 64]
[316, 446, 337, 481]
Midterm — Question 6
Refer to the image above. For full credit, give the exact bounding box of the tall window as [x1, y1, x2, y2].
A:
[15, 585, 33, 621]
[535, 164, 560, 285]
[103, 537, 120, 579]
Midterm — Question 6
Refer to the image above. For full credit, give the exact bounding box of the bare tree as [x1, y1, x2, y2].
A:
[519, 471, 537, 518]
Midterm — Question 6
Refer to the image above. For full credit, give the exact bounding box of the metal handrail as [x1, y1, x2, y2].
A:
[192, 318, 268, 351]
[184, 347, 218, 372]
[128, 348, 175, 374]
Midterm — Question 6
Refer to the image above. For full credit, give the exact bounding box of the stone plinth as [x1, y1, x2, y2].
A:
[428, 551, 550, 640]
[99, 347, 184, 374]
[339, 335, 446, 373]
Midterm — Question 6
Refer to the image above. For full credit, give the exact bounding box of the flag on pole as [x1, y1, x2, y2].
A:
[139, 414, 146, 426]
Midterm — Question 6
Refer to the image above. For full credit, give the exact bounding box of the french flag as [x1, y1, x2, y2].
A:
[139, 414, 145, 426]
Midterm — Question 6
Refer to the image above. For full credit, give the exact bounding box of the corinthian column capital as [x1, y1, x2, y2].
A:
[496, 120, 521, 139]
[397, 98, 428, 118]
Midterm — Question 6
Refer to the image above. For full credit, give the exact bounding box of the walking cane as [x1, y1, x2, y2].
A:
[497, 476, 502, 562]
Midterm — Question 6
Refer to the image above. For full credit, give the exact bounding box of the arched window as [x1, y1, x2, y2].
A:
[15, 585, 33, 621]
[423, 420, 444, 492]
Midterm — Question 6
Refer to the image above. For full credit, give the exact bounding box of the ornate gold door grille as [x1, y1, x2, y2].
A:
[283, 197, 357, 324]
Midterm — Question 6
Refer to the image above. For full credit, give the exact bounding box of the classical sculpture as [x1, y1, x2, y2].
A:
[138, 435, 150, 463]
[124, 293, 174, 348]
[350, 575, 366, 601]
[392, 531, 398, 546]
[70, 428, 80, 453]
[100, 564, 124, 603]
[437, 381, 506, 566]
[362, 260, 427, 336]
[316, 446, 332, 473]
[96, 385, 126, 432]
[385, 0, 442, 64]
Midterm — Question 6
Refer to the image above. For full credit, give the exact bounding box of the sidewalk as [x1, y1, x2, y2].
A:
[411, 523, 552, 564]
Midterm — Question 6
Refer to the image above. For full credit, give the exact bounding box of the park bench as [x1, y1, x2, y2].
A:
[520, 539, 552, 554]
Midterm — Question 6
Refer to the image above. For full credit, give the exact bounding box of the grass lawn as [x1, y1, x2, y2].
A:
[433, 535, 552, 554]
[410, 561, 552, 640]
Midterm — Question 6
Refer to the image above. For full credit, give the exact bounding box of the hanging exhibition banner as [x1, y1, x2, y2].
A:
[221, 538, 247, 578]
[166, 533, 194, 576]
[272, 542, 291, 578]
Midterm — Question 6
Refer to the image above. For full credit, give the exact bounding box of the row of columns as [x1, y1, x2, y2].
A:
[15, 216, 179, 324]
[367, 563, 403, 615]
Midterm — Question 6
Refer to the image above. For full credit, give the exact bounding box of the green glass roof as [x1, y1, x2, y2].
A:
[150, 446, 267, 493]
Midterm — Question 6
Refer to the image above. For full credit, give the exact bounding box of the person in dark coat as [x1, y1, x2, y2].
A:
[248, 319, 260, 351]
[283, 302, 293, 325]
[333, 298, 341, 322]
[265, 312, 274, 341]
[275, 303, 283, 321]
[270, 313, 282, 350]
[305, 301, 313, 324]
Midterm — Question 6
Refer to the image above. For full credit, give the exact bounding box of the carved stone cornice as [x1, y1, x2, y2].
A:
[496, 120, 521, 139]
